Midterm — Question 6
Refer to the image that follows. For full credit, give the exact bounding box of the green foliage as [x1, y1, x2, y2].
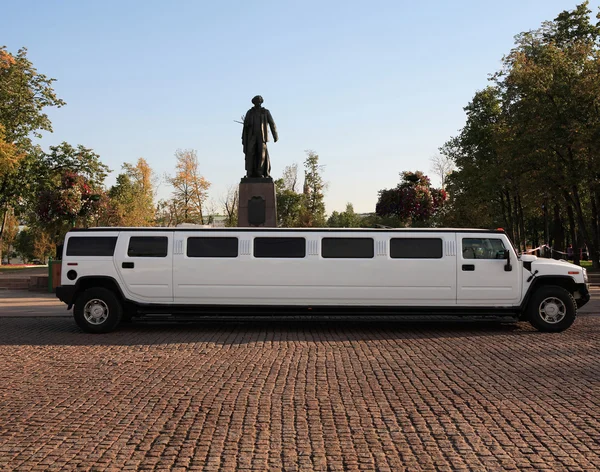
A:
[274, 164, 305, 228]
[28, 144, 109, 241]
[327, 203, 362, 228]
[275, 177, 303, 227]
[376, 171, 447, 227]
[108, 158, 156, 226]
[0, 47, 66, 146]
[441, 2, 600, 265]
[166, 149, 211, 225]
[298, 150, 327, 227]
[0, 47, 65, 245]
[14, 227, 34, 262]
[0, 209, 19, 263]
[541, 1, 600, 46]
[35, 171, 103, 240]
[222, 186, 238, 227]
[35, 143, 109, 189]
[14, 226, 54, 263]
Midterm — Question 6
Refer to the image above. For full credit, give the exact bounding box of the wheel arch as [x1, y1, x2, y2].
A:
[520, 275, 577, 314]
[71, 276, 126, 308]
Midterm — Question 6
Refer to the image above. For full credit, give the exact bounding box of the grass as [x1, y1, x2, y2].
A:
[579, 260, 600, 272]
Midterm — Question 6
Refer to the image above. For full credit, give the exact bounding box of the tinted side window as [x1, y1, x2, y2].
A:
[128, 237, 168, 257]
[66, 237, 117, 256]
[254, 238, 306, 258]
[322, 238, 374, 258]
[187, 237, 238, 258]
[390, 238, 443, 259]
[462, 238, 506, 260]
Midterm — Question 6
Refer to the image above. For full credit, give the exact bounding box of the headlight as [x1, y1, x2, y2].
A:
[583, 268, 588, 283]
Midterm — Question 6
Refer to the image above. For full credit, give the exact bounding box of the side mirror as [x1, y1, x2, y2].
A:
[504, 249, 512, 271]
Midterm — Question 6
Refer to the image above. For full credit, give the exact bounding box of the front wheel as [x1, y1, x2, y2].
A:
[73, 288, 123, 333]
[526, 285, 577, 332]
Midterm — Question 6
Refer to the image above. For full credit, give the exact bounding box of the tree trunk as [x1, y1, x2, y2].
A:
[543, 199, 549, 258]
[504, 189, 516, 245]
[511, 193, 521, 252]
[517, 193, 527, 253]
[589, 186, 600, 268]
[552, 204, 565, 260]
[566, 204, 580, 266]
[0, 208, 7, 265]
[564, 186, 598, 269]
[499, 192, 509, 235]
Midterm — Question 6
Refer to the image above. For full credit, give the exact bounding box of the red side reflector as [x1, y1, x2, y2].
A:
[568, 271, 579, 275]
[67, 263, 78, 266]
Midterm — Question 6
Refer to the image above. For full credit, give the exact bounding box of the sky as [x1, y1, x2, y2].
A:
[3, 0, 599, 215]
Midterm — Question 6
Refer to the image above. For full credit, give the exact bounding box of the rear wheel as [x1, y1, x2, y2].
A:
[527, 285, 576, 332]
[73, 288, 123, 333]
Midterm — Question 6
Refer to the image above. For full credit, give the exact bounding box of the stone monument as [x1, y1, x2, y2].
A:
[238, 95, 278, 227]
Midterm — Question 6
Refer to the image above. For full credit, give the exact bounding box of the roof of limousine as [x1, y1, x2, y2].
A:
[68, 227, 506, 234]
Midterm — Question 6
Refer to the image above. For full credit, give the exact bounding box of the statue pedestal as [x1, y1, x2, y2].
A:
[238, 177, 277, 227]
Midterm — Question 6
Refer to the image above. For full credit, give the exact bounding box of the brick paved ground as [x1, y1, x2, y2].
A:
[0, 316, 599, 471]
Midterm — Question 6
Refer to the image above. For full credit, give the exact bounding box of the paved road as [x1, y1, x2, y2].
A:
[2, 286, 600, 318]
[0, 291, 599, 471]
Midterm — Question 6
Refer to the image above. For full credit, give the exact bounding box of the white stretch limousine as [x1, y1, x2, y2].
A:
[55, 227, 591, 333]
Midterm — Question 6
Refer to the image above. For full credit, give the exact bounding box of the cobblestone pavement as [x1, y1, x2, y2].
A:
[0, 315, 599, 471]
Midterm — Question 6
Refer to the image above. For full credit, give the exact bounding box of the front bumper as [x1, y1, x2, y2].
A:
[55, 285, 76, 309]
[575, 283, 591, 309]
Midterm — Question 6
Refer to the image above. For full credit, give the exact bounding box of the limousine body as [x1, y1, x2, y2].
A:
[55, 227, 590, 333]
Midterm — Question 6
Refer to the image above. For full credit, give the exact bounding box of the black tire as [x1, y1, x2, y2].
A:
[526, 285, 577, 332]
[73, 287, 123, 333]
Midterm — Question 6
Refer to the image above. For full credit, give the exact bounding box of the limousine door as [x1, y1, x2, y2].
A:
[456, 234, 520, 305]
[114, 232, 173, 302]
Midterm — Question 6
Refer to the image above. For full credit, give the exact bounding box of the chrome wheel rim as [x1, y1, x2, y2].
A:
[84, 299, 109, 325]
[539, 297, 566, 324]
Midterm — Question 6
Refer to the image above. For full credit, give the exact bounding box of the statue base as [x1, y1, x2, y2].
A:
[238, 178, 277, 227]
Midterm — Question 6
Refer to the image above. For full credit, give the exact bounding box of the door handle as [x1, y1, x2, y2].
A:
[122, 262, 134, 269]
[462, 264, 475, 271]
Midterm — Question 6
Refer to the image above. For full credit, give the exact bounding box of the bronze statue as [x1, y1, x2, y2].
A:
[242, 95, 278, 178]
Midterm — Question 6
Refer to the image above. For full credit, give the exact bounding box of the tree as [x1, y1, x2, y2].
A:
[438, 88, 510, 232]
[0, 209, 19, 263]
[108, 158, 156, 226]
[282, 163, 299, 192]
[429, 154, 455, 189]
[27, 143, 109, 236]
[26, 144, 109, 243]
[35, 171, 102, 238]
[0, 124, 24, 262]
[298, 150, 327, 227]
[89, 190, 120, 228]
[13, 226, 53, 263]
[327, 203, 362, 228]
[166, 149, 211, 224]
[32, 227, 55, 264]
[0, 124, 22, 180]
[155, 199, 180, 227]
[376, 171, 447, 227]
[0, 47, 65, 262]
[35, 142, 109, 189]
[14, 227, 34, 263]
[122, 157, 157, 200]
[275, 164, 303, 227]
[221, 185, 239, 227]
[0, 47, 66, 146]
[497, 4, 600, 264]
[440, 2, 600, 264]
